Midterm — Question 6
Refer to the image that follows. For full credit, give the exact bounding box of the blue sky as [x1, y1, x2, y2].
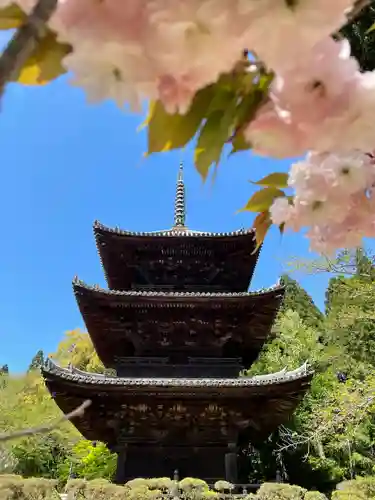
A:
[0, 72, 334, 373]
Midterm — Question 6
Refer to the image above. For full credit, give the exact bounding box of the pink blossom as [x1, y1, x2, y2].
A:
[240, 0, 354, 73]
[272, 38, 359, 127]
[244, 38, 370, 159]
[289, 151, 375, 199]
[269, 197, 293, 227]
[307, 193, 375, 254]
[62, 41, 158, 111]
[51, 0, 250, 113]
[157, 74, 197, 114]
[244, 104, 309, 159]
[51, 0, 150, 45]
[270, 151, 375, 253]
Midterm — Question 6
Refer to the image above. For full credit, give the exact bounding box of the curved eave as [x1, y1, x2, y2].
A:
[73, 278, 285, 304]
[42, 359, 313, 393]
[93, 221, 261, 292]
[42, 360, 313, 445]
[94, 220, 256, 240]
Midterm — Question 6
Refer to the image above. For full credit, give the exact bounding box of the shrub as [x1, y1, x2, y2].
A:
[332, 476, 375, 500]
[179, 477, 210, 491]
[0, 475, 333, 500]
[83, 479, 125, 500]
[256, 483, 307, 500]
[331, 491, 366, 500]
[0, 449, 17, 475]
[213, 480, 234, 491]
[146, 477, 174, 491]
[0, 474, 24, 500]
[304, 492, 328, 500]
[22, 478, 59, 499]
[0, 476, 59, 500]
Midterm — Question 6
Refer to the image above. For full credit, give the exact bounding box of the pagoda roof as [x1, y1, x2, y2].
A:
[93, 221, 260, 292]
[73, 277, 283, 301]
[94, 220, 256, 239]
[42, 358, 313, 446]
[43, 358, 311, 388]
[73, 279, 285, 367]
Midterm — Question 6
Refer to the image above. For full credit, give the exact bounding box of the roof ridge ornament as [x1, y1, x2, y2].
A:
[173, 162, 186, 229]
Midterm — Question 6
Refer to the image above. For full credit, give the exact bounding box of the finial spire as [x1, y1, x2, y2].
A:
[173, 162, 186, 228]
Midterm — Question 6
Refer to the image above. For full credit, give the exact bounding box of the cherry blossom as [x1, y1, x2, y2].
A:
[5, 0, 375, 253]
[62, 41, 158, 111]
[245, 38, 368, 158]
[51, 0, 248, 113]
[270, 152, 375, 254]
[239, 0, 354, 73]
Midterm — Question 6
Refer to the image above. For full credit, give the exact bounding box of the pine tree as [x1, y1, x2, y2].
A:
[28, 350, 44, 372]
[0, 364, 8, 375]
[280, 274, 323, 329]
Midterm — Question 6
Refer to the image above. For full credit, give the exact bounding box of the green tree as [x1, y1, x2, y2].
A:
[12, 433, 69, 479]
[59, 440, 116, 482]
[280, 275, 324, 329]
[28, 350, 44, 372]
[50, 329, 104, 373]
[248, 310, 324, 376]
[0, 364, 9, 375]
[340, 2, 375, 72]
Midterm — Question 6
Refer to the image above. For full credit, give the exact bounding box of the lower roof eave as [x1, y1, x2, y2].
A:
[41, 359, 314, 397]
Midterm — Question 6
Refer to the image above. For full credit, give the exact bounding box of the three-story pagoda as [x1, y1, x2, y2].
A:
[42, 165, 313, 483]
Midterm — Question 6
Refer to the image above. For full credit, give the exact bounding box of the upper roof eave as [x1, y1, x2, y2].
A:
[93, 220, 256, 240]
[72, 277, 285, 300]
[42, 358, 313, 388]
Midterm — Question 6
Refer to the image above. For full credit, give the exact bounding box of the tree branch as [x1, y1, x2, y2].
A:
[348, 0, 374, 23]
[0, 399, 91, 443]
[0, 0, 58, 98]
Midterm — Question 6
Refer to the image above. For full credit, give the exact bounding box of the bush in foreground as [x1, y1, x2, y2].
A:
[2, 474, 375, 499]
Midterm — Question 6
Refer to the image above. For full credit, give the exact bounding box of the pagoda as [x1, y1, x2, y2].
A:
[42, 165, 313, 484]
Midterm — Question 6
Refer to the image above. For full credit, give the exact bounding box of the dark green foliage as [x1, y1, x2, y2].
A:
[340, 2, 375, 72]
[12, 433, 68, 480]
[280, 274, 323, 329]
[28, 350, 44, 372]
[0, 364, 9, 375]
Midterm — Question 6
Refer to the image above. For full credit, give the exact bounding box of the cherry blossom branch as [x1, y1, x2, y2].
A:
[0, 0, 58, 98]
[0, 399, 91, 443]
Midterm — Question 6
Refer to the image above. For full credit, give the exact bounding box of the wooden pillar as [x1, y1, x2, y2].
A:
[225, 443, 238, 484]
[113, 446, 127, 484]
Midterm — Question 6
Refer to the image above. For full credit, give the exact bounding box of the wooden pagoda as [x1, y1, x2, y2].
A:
[42, 165, 313, 483]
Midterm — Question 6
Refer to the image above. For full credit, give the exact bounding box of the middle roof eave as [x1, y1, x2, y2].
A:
[42, 358, 313, 393]
[72, 278, 285, 305]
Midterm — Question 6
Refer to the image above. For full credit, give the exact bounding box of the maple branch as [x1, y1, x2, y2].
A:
[0, 0, 58, 98]
[0, 399, 91, 443]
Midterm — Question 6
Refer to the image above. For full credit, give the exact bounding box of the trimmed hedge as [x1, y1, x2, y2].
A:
[332, 476, 375, 499]
[2, 475, 375, 499]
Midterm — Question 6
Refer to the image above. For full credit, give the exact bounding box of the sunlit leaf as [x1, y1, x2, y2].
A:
[12, 32, 71, 85]
[230, 133, 250, 155]
[0, 3, 26, 30]
[252, 172, 289, 189]
[207, 86, 235, 114]
[253, 211, 272, 251]
[147, 85, 213, 154]
[367, 22, 375, 34]
[229, 83, 269, 156]
[194, 99, 237, 180]
[240, 187, 285, 213]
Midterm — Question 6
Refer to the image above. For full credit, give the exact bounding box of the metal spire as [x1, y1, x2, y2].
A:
[173, 162, 186, 228]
